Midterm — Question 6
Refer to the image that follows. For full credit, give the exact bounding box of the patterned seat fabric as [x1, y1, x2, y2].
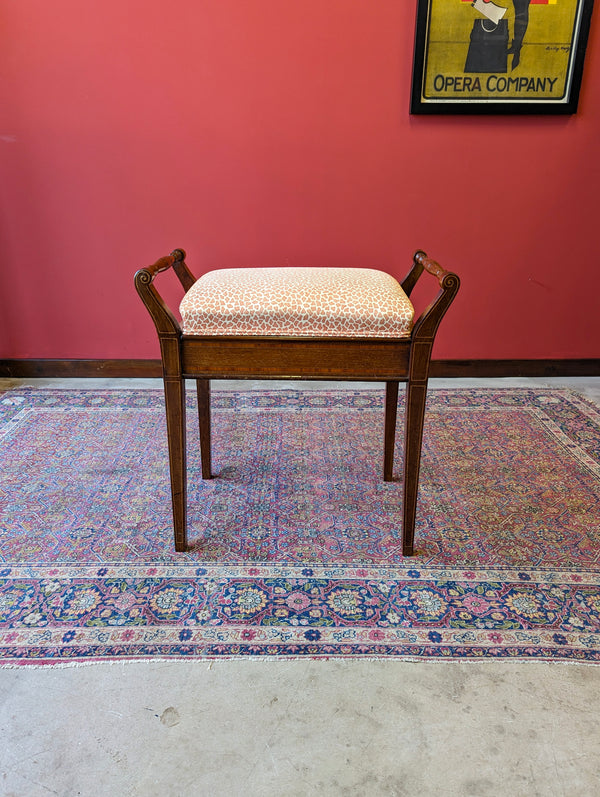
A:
[179, 267, 414, 338]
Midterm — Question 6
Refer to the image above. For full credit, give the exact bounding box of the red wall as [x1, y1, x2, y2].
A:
[1, 0, 599, 361]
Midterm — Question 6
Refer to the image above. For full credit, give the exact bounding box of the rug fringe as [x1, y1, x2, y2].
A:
[2, 655, 600, 670]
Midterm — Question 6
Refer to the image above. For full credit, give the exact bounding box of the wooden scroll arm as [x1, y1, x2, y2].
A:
[134, 248, 197, 336]
[401, 250, 461, 342]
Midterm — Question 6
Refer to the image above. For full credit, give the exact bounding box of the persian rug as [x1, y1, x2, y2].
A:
[0, 386, 599, 665]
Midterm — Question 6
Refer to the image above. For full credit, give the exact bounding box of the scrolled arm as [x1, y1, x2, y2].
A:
[138, 248, 187, 280]
[414, 251, 451, 285]
[401, 249, 460, 342]
[402, 249, 455, 294]
[134, 248, 195, 336]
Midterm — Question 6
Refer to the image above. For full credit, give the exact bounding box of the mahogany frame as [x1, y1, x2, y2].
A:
[134, 250, 460, 556]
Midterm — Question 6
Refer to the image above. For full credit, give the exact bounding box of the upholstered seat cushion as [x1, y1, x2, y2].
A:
[179, 267, 414, 338]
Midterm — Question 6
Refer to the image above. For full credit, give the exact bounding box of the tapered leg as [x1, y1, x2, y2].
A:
[163, 376, 188, 552]
[402, 378, 428, 556]
[384, 381, 399, 481]
[196, 379, 213, 479]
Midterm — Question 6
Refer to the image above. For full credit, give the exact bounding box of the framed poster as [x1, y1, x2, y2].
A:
[411, 0, 595, 113]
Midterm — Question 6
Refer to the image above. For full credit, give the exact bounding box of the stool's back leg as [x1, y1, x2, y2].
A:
[384, 381, 399, 481]
[196, 379, 213, 479]
[164, 377, 188, 551]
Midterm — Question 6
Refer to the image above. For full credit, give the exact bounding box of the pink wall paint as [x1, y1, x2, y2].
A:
[1, 0, 598, 361]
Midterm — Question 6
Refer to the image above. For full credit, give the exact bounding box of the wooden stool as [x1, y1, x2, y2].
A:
[135, 250, 459, 555]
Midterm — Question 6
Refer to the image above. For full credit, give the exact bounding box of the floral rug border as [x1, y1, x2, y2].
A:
[2, 562, 599, 664]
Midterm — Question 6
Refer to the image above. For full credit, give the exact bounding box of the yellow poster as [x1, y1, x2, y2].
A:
[411, 0, 594, 112]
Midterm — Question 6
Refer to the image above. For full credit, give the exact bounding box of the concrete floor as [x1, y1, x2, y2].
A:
[1, 377, 599, 797]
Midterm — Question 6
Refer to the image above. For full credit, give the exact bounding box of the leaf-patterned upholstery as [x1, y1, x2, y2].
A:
[179, 267, 414, 338]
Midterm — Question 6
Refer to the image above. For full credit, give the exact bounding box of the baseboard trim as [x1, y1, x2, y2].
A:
[429, 359, 600, 378]
[0, 359, 163, 378]
[1, 358, 600, 379]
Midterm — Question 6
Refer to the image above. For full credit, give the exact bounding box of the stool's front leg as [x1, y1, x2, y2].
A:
[400, 255, 461, 555]
[402, 377, 428, 556]
[134, 251, 199, 553]
[164, 376, 188, 551]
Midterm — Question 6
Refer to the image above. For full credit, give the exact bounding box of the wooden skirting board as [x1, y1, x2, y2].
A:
[1, 359, 600, 379]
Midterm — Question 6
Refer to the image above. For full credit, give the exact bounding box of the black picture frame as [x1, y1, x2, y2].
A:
[410, 0, 594, 114]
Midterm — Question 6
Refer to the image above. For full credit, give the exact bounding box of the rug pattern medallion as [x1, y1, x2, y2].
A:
[0, 388, 599, 663]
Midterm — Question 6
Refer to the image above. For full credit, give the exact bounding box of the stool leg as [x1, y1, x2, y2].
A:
[384, 381, 399, 481]
[196, 379, 213, 479]
[164, 376, 188, 552]
[403, 378, 428, 556]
